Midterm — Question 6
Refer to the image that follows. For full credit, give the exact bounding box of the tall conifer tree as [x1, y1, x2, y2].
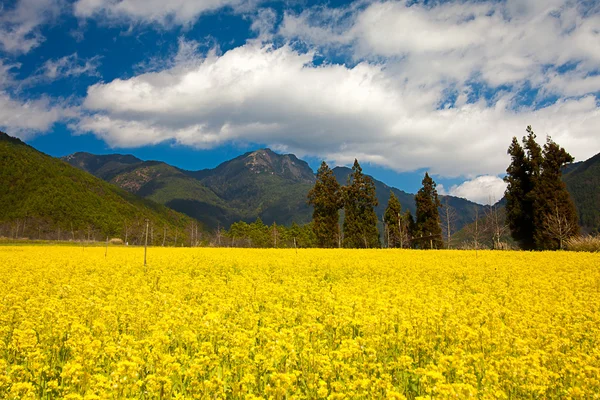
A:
[414, 173, 443, 249]
[384, 191, 402, 248]
[342, 159, 380, 248]
[307, 161, 342, 248]
[504, 136, 533, 249]
[532, 137, 579, 249]
[505, 126, 579, 250]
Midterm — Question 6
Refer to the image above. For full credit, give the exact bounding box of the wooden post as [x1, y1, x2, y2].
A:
[144, 219, 149, 266]
[105, 236, 108, 258]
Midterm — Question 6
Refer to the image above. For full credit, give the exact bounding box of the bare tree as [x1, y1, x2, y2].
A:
[485, 197, 509, 249]
[544, 203, 578, 250]
[440, 200, 458, 249]
[463, 206, 487, 250]
[124, 222, 129, 245]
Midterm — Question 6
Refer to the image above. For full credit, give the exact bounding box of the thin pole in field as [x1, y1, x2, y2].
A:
[144, 219, 149, 266]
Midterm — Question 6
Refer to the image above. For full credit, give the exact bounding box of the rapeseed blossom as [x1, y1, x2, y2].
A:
[0, 246, 599, 399]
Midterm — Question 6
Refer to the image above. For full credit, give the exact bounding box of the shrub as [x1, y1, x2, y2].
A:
[566, 235, 600, 252]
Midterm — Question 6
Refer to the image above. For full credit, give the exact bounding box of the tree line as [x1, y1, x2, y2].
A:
[222, 125, 579, 251]
[307, 159, 444, 248]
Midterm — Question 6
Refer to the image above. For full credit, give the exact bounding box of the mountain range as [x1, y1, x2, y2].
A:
[63, 148, 490, 232]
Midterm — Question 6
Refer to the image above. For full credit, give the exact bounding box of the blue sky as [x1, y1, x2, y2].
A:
[1, 0, 600, 204]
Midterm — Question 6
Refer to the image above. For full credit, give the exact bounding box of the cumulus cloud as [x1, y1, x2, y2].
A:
[73, 0, 252, 26]
[0, 0, 65, 54]
[0, 59, 76, 138]
[0, 93, 76, 139]
[447, 176, 508, 205]
[280, 0, 600, 95]
[75, 42, 600, 179]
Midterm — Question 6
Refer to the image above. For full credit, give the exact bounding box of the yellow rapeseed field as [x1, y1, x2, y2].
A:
[1, 246, 599, 399]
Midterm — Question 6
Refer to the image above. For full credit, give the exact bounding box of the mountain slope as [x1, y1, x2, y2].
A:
[1, 132, 193, 244]
[63, 153, 234, 229]
[65, 148, 317, 228]
[189, 149, 315, 226]
[563, 152, 600, 233]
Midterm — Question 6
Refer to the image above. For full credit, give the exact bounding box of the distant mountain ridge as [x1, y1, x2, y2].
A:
[64, 148, 488, 231]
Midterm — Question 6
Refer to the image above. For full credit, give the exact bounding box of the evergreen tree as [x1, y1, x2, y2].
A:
[342, 159, 380, 248]
[249, 217, 270, 248]
[307, 161, 342, 248]
[383, 191, 402, 248]
[414, 172, 443, 249]
[504, 135, 534, 249]
[532, 137, 579, 249]
[505, 126, 579, 250]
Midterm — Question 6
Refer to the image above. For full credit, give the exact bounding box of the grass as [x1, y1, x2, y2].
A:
[565, 235, 600, 252]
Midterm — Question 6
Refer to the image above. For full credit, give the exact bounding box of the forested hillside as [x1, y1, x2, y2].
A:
[0, 132, 194, 244]
[563, 152, 600, 233]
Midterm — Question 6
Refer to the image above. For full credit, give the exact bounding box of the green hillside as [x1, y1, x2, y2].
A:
[563, 152, 600, 233]
[0, 132, 194, 244]
[193, 149, 315, 226]
[66, 149, 316, 228]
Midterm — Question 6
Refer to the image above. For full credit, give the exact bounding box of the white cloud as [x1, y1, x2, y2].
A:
[75, 42, 600, 178]
[0, 0, 65, 54]
[447, 176, 508, 205]
[40, 53, 101, 80]
[73, 0, 251, 25]
[0, 60, 19, 88]
[0, 92, 76, 139]
[280, 0, 600, 94]
[0, 58, 77, 137]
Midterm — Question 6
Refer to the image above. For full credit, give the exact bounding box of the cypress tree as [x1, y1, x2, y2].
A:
[504, 135, 534, 249]
[414, 172, 443, 249]
[505, 126, 579, 250]
[307, 161, 342, 248]
[342, 159, 380, 248]
[383, 191, 402, 248]
[532, 137, 579, 249]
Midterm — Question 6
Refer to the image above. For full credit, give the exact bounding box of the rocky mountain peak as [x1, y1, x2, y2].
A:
[241, 148, 316, 183]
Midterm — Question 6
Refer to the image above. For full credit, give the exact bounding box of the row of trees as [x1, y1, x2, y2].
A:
[224, 219, 316, 248]
[0, 217, 196, 247]
[308, 159, 444, 248]
[504, 126, 579, 250]
[305, 125, 579, 250]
